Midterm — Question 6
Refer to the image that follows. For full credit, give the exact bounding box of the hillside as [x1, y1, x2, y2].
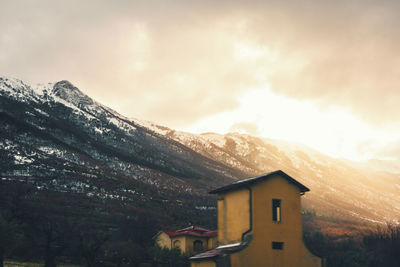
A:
[138, 121, 400, 224]
[0, 77, 241, 228]
[1, 76, 400, 227]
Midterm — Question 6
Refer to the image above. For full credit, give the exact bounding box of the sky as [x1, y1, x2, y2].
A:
[1, 0, 400, 163]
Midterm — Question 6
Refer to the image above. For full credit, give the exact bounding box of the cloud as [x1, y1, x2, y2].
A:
[241, 0, 400, 125]
[0, 0, 267, 126]
[1, 0, 400, 127]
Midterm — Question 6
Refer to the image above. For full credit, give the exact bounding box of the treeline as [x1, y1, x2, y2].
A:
[2, 180, 399, 267]
[304, 218, 400, 267]
[0, 180, 189, 267]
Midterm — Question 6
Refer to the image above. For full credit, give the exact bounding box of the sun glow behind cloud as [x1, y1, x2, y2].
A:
[183, 86, 398, 162]
[2, 0, 400, 163]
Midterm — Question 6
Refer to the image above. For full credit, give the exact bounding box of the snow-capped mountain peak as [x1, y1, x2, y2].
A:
[52, 80, 94, 108]
[1, 76, 400, 226]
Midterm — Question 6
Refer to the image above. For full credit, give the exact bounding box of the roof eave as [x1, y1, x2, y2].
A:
[209, 170, 310, 194]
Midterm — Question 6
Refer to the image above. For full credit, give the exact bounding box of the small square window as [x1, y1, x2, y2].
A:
[272, 242, 284, 250]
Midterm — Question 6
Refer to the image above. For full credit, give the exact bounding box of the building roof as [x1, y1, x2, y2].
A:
[160, 226, 217, 238]
[189, 243, 242, 260]
[209, 170, 310, 194]
[176, 226, 210, 233]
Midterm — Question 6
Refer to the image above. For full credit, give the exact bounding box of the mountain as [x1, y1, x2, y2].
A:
[1, 76, 399, 228]
[132, 120, 400, 224]
[0, 77, 245, 227]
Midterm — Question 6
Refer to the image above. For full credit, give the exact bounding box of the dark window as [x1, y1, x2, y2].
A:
[272, 242, 284, 250]
[272, 199, 281, 222]
[193, 240, 204, 252]
[173, 240, 181, 248]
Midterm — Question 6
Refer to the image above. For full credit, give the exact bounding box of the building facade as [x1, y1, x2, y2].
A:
[190, 170, 322, 267]
[154, 226, 217, 256]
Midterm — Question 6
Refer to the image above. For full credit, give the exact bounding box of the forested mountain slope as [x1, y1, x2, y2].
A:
[1, 76, 399, 227]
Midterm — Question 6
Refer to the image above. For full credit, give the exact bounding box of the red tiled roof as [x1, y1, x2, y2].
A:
[161, 226, 217, 238]
[177, 226, 210, 233]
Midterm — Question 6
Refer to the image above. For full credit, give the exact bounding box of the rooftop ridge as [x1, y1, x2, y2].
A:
[209, 170, 310, 194]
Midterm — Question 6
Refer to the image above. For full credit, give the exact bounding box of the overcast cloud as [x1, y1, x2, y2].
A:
[1, 0, 400, 161]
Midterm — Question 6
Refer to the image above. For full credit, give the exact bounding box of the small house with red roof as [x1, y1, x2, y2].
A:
[154, 226, 218, 255]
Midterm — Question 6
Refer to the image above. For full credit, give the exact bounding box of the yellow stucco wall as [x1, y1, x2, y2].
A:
[190, 260, 216, 267]
[155, 233, 187, 252]
[155, 232, 171, 249]
[207, 236, 218, 250]
[156, 231, 217, 255]
[218, 188, 250, 245]
[172, 236, 187, 252]
[184, 236, 217, 255]
[227, 174, 321, 267]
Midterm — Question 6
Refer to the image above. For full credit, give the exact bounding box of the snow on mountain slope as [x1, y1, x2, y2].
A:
[0, 76, 249, 225]
[365, 159, 400, 174]
[140, 126, 400, 224]
[128, 115, 400, 224]
[1, 76, 399, 226]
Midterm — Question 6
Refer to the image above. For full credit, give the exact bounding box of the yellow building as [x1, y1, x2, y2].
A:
[190, 170, 322, 267]
[154, 226, 218, 256]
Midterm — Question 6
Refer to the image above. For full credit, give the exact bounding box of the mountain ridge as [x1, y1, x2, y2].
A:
[1, 76, 399, 227]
